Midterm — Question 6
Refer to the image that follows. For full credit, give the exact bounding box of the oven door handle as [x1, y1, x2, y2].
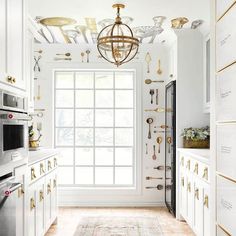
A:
[4, 183, 22, 196]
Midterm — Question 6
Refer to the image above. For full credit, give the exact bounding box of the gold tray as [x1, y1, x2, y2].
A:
[39, 17, 76, 27]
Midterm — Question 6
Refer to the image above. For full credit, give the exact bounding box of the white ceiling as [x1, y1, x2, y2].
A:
[29, 0, 210, 45]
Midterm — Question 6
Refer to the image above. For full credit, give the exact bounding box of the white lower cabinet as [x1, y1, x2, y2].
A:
[178, 150, 210, 236]
[28, 155, 58, 236]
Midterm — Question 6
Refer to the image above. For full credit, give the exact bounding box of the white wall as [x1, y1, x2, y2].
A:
[33, 42, 170, 206]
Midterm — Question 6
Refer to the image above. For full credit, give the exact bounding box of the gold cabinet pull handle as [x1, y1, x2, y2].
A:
[47, 183, 51, 194]
[204, 195, 209, 208]
[181, 177, 184, 187]
[39, 190, 44, 202]
[53, 179, 57, 188]
[18, 187, 24, 198]
[202, 167, 208, 180]
[194, 163, 198, 174]
[48, 160, 52, 170]
[31, 167, 36, 180]
[195, 188, 199, 200]
[54, 157, 57, 167]
[187, 182, 191, 192]
[30, 198, 35, 211]
[186, 160, 190, 170]
[40, 163, 45, 175]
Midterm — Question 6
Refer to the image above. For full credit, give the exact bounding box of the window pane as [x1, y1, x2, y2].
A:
[95, 167, 113, 184]
[76, 109, 93, 127]
[95, 128, 113, 146]
[115, 90, 133, 108]
[95, 72, 113, 88]
[95, 109, 113, 127]
[56, 72, 74, 89]
[115, 71, 133, 89]
[95, 148, 113, 165]
[75, 148, 93, 165]
[115, 109, 133, 127]
[58, 167, 73, 184]
[56, 128, 74, 146]
[76, 90, 94, 108]
[56, 90, 74, 108]
[75, 128, 93, 146]
[56, 109, 74, 127]
[75, 167, 93, 184]
[75, 72, 93, 88]
[115, 167, 133, 185]
[115, 128, 133, 146]
[57, 148, 74, 165]
[115, 148, 133, 165]
[95, 90, 113, 108]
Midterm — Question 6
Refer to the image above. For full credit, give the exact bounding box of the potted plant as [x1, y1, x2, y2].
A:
[181, 126, 210, 148]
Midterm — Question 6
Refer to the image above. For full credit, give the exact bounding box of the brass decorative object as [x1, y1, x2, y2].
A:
[152, 145, 157, 160]
[145, 52, 152, 73]
[56, 53, 71, 57]
[39, 17, 77, 43]
[144, 79, 164, 84]
[156, 136, 162, 153]
[157, 59, 162, 75]
[171, 17, 189, 29]
[97, 4, 139, 66]
[81, 52, 85, 62]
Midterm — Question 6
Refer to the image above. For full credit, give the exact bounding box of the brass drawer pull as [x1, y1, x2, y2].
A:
[40, 163, 45, 175]
[30, 198, 35, 211]
[181, 177, 184, 187]
[186, 160, 190, 170]
[195, 188, 199, 200]
[194, 163, 198, 174]
[187, 182, 191, 192]
[47, 183, 51, 194]
[54, 157, 57, 167]
[53, 179, 57, 188]
[203, 167, 208, 180]
[7, 76, 16, 84]
[204, 195, 209, 208]
[48, 160, 52, 170]
[39, 190, 44, 202]
[18, 187, 24, 198]
[31, 167, 36, 180]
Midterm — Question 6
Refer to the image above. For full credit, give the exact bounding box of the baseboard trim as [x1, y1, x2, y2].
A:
[58, 201, 165, 207]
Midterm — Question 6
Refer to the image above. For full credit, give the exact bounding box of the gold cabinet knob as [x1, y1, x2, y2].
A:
[31, 167, 36, 180]
[18, 187, 24, 198]
[53, 179, 57, 188]
[204, 195, 209, 208]
[48, 160, 52, 170]
[40, 163, 45, 175]
[47, 183, 51, 194]
[6, 76, 16, 84]
[54, 157, 57, 167]
[30, 198, 35, 211]
[194, 163, 199, 174]
[187, 182, 191, 192]
[181, 177, 184, 187]
[39, 190, 44, 202]
[203, 167, 208, 180]
[195, 188, 199, 200]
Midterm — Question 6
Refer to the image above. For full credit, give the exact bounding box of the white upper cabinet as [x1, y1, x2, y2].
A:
[0, 0, 26, 91]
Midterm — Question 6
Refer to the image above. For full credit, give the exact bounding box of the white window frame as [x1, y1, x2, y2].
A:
[53, 68, 139, 189]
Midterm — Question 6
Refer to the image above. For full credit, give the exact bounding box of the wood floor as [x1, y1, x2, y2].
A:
[46, 207, 195, 236]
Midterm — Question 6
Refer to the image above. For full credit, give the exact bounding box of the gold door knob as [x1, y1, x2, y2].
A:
[181, 177, 184, 187]
[53, 179, 57, 188]
[54, 157, 57, 167]
[204, 195, 209, 208]
[30, 198, 35, 211]
[194, 163, 198, 174]
[31, 167, 36, 180]
[40, 163, 45, 175]
[39, 190, 44, 202]
[48, 160, 52, 170]
[47, 183, 51, 194]
[203, 167, 208, 180]
[187, 182, 191, 192]
[195, 188, 199, 200]
[18, 187, 24, 198]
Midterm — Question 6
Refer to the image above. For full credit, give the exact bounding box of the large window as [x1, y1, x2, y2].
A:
[54, 70, 136, 187]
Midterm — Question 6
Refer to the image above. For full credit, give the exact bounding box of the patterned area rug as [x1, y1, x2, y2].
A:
[73, 216, 163, 236]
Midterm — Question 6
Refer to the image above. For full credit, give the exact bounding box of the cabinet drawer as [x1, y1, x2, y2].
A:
[216, 63, 236, 121]
[217, 124, 236, 179]
[216, 4, 236, 71]
[217, 0, 236, 20]
[217, 175, 236, 234]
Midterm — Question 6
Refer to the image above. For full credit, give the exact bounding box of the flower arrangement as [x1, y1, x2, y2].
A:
[181, 126, 210, 141]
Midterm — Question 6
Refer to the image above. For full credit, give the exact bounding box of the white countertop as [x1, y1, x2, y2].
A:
[28, 148, 59, 165]
[177, 148, 210, 164]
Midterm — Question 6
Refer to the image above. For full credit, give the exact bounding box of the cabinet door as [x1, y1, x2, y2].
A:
[7, 0, 26, 90]
[186, 175, 194, 227]
[180, 172, 187, 219]
[45, 175, 52, 231]
[36, 179, 45, 236]
[203, 184, 210, 236]
[51, 170, 58, 224]
[193, 180, 204, 236]
[28, 185, 36, 236]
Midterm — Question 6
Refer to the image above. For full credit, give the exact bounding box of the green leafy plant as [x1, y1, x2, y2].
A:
[181, 126, 210, 141]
